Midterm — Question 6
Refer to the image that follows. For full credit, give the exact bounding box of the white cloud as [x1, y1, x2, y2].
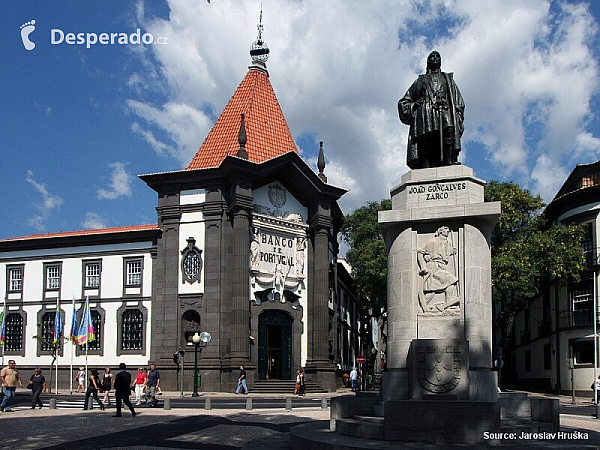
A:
[531, 154, 569, 202]
[127, 0, 600, 211]
[82, 212, 107, 229]
[97, 162, 133, 200]
[25, 170, 64, 231]
[127, 100, 212, 165]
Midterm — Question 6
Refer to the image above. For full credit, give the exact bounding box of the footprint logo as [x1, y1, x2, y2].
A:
[20, 20, 36, 50]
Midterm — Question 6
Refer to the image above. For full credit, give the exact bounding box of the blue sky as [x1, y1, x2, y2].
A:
[1, 1, 600, 244]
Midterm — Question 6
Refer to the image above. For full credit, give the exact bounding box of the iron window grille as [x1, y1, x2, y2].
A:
[121, 309, 143, 350]
[5, 314, 23, 352]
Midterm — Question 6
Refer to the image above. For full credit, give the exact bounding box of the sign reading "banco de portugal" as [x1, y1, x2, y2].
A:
[258, 233, 296, 267]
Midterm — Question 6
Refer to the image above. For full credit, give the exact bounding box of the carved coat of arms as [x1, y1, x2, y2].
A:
[416, 344, 462, 393]
[268, 184, 286, 209]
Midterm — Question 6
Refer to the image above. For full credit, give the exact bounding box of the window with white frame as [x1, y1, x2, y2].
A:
[8, 267, 23, 292]
[85, 262, 100, 288]
[125, 259, 142, 286]
[46, 265, 61, 290]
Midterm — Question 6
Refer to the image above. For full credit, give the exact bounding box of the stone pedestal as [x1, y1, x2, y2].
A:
[375, 165, 501, 442]
[379, 165, 500, 403]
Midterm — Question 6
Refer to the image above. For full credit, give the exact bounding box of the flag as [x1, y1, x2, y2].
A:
[0, 305, 6, 346]
[69, 298, 78, 344]
[53, 299, 63, 344]
[74, 298, 95, 344]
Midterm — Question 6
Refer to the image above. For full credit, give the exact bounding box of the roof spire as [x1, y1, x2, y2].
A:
[249, 4, 270, 68]
[237, 113, 248, 159]
[317, 141, 327, 183]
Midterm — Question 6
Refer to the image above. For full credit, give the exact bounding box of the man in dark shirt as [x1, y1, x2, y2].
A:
[113, 363, 136, 417]
[235, 365, 248, 394]
[146, 363, 160, 406]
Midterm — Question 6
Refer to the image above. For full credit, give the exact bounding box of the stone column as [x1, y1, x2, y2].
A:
[151, 191, 181, 364]
[305, 207, 337, 391]
[230, 200, 252, 361]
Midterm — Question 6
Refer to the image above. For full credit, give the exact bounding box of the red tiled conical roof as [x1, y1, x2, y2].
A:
[186, 65, 298, 170]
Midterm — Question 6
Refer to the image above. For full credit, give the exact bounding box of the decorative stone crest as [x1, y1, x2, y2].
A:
[268, 183, 287, 209]
[416, 343, 462, 393]
[181, 237, 203, 284]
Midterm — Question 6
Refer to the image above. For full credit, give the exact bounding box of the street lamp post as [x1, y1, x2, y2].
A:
[190, 331, 211, 398]
[192, 332, 201, 397]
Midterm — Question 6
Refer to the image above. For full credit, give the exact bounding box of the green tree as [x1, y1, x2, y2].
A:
[340, 199, 391, 314]
[485, 181, 586, 343]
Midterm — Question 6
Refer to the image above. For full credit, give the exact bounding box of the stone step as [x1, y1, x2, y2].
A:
[373, 402, 384, 417]
[501, 418, 555, 434]
[353, 414, 384, 424]
[499, 392, 532, 419]
[336, 417, 384, 440]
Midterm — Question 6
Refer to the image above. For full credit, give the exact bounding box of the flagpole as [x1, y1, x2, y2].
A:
[55, 297, 60, 395]
[1, 296, 5, 367]
[84, 295, 89, 389]
[69, 296, 75, 394]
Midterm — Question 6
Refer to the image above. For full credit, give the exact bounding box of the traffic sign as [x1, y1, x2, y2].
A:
[356, 355, 366, 364]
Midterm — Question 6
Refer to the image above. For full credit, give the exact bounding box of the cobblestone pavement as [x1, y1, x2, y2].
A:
[0, 406, 330, 450]
[3, 391, 600, 449]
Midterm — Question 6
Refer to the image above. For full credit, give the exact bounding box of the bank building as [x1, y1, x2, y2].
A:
[0, 28, 364, 393]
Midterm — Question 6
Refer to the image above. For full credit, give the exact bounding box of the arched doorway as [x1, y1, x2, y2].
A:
[258, 310, 293, 380]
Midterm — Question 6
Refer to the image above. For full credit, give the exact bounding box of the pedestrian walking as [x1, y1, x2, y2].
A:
[298, 369, 306, 396]
[101, 367, 113, 405]
[294, 369, 301, 395]
[134, 367, 147, 405]
[343, 371, 349, 388]
[83, 368, 105, 410]
[28, 368, 46, 409]
[75, 367, 85, 393]
[0, 360, 23, 412]
[350, 367, 358, 391]
[146, 363, 160, 407]
[113, 363, 136, 418]
[235, 365, 248, 394]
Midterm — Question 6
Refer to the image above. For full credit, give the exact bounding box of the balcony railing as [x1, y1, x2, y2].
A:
[559, 310, 592, 329]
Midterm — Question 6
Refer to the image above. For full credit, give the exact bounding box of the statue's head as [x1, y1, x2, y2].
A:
[427, 51, 441, 72]
[435, 226, 450, 237]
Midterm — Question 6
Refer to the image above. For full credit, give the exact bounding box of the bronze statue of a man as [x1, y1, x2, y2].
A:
[398, 51, 465, 169]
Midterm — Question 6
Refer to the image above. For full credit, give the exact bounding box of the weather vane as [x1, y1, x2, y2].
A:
[250, 3, 270, 64]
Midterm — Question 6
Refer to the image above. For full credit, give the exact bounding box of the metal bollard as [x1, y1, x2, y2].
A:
[163, 398, 171, 410]
[49, 398, 57, 409]
[321, 398, 328, 410]
[88, 397, 93, 410]
[205, 397, 212, 410]
[285, 397, 292, 411]
[246, 398, 252, 410]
